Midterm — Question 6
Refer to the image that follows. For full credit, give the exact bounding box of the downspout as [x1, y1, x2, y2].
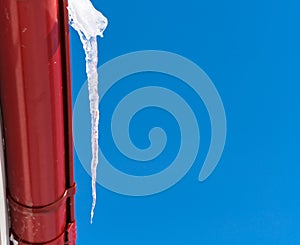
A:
[0, 0, 76, 244]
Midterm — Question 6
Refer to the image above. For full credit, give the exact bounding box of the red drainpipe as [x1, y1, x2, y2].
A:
[0, 0, 76, 244]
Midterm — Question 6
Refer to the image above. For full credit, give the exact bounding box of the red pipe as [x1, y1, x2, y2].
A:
[0, 0, 76, 244]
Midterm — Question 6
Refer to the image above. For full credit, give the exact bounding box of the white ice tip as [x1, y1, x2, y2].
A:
[90, 212, 94, 224]
[68, 0, 108, 40]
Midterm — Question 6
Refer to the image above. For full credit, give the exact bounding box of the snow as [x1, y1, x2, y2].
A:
[68, 0, 108, 223]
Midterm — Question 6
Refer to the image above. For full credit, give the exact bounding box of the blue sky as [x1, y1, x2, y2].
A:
[70, 0, 300, 244]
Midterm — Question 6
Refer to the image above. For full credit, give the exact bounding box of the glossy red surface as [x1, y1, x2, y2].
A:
[0, 0, 76, 244]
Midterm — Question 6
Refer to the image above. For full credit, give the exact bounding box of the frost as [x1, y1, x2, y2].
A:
[68, 0, 108, 223]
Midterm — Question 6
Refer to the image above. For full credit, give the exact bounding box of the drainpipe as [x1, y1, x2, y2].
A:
[0, 0, 76, 244]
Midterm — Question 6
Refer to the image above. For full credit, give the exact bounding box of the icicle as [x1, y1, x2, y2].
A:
[68, 0, 108, 223]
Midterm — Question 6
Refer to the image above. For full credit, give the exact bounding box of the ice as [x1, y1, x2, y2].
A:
[0, 113, 9, 245]
[68, 0, 108, 223]
[10, 234, 18, 245]
[68, 0, 107, 40]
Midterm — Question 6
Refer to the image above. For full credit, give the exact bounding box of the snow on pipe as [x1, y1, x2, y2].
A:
[0, 0, 76, 244]
[68, 0, 108, 223]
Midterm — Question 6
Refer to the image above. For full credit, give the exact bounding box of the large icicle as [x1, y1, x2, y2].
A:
[68, 0, 108, 223]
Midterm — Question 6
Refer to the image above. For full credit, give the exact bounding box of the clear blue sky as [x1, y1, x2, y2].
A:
[70, 0, 300, 244]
